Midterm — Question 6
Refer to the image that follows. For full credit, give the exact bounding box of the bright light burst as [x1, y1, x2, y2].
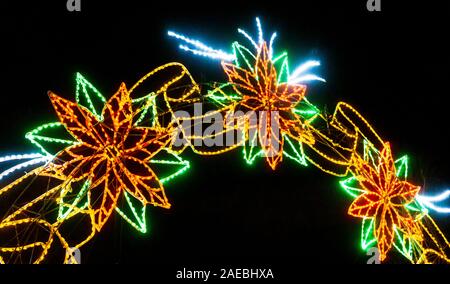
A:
[167, 30, 236, 61]
[168, 17, 325, 83]
[0, 153, 51, 181]
[417, 190, 450, 213]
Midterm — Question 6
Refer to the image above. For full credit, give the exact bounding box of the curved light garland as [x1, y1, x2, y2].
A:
[167, 17, 450, 263]
[0, 18, 448, 264]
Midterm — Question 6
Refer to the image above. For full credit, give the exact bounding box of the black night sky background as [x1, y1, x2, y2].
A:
[1, 0, 449, 268]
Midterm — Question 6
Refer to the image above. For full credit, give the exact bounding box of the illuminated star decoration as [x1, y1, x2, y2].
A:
[1, 65, 194, 263]
[44, 85, 174, 231]
[168, 17, 325, 170]
[340, 141, 450, 263]
[35, 71, 190, 233]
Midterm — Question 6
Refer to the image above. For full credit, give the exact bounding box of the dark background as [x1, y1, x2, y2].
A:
[1, 0, 449, 264]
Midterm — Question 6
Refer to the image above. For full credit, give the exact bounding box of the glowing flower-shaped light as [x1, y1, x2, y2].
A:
[1, 66, 194, 263]
[168, 17, 324, 169]
[346, 142, 421, 261]
[45, 83, 173, 231]
[222, 42, 314, 169]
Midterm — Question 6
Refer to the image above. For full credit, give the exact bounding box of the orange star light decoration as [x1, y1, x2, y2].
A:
[45, 83, 172, 231]
[348, 142, 421, 261]
[221, 43, 314, 170]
